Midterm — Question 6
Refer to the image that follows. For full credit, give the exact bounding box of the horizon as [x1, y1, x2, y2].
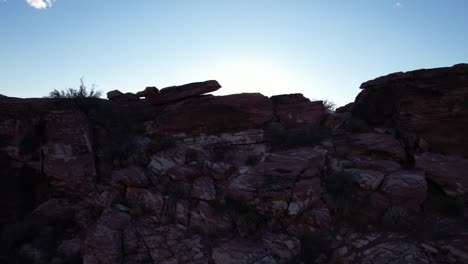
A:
[1, 0, 468, 106]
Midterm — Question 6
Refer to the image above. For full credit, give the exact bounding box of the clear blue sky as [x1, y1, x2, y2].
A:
[1, 0, 467, 106]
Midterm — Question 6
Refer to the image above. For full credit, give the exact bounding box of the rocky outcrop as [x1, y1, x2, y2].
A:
[146, 80, 221, 105]
[148, 93, 274, 135]
[2, 65, 468, 264]
[136, 86, 159, 98]
[107, 90, 140, 104]
[416, 152, 468, 196]
[271, 94, 325, 130]
[352, 63, 468, 157]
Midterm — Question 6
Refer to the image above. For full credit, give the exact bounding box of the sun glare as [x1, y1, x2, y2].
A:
[212, 57, 300, 97]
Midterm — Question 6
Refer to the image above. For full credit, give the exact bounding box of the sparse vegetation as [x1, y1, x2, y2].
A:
[46, 78, 102, 99]
[322, 99, 337, 112]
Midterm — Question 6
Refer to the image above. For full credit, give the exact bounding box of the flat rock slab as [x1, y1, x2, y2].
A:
[146, 80, 221, 105]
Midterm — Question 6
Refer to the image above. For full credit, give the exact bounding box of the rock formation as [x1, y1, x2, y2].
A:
[0, 64, 467, 263]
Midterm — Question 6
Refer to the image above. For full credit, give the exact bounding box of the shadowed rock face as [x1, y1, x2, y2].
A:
[353, 63, 468, 157]
[1, 66, 468, 263]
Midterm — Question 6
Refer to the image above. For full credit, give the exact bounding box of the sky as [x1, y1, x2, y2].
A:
[0, 0, 467, 106]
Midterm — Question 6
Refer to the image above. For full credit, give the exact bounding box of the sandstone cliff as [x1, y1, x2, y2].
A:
[0, 64, 467, 263]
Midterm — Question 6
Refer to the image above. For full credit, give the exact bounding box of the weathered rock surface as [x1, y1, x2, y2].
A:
[2, 68, 468, 263]
[272, 94, 325, 130]
[43, 110, 96, 196]
[149, 93, 274, 135]
[416, 152, 468, 195]
[379, 170, 427, 208]
[146, 80, 221, 105]
[353, 63, 468, 157]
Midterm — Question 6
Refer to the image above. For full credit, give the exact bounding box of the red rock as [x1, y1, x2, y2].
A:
[271, 94, 325, 130]
[191, 176, 216, 201]
[189, 201, 232, 234]
[344, 169, 385, 194]
[136, 86, 159, 97]
[353, 64, 468, 157]
[212, 238, 274, 264]
[82, 208, 131, 264]
[149, 93, 273, 135]
[111, 166, 149, 188]
[286, 178, 323, 216]
[226, 147, 327, 217]
[166, 164, 201, 197]
[347, 156, 401, 174]
[32, 198, 74, 221]
[107, 90, 140, 104]
[262, 232, 301, 263]
[126, 188, 165, 217]
[43, 110, 96, 196]
[345, 133, 406, 162]
[416, 152, 468, 195]
[146, 80, 221, 105]
[379, 170, 427, 208]
[123, 221, 211, 263]
[285, 208, 331, 236]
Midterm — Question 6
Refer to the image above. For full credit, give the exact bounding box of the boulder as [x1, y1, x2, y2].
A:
[335, 133, 406, 162]
[379, 170, 427, 208]
[271, 94, 325, 130]
[107, 90, 140, 104]
[416, 152, 468, 196]
[150, 93, 274, 135]
[352, 63, 468, 157]
[136, 86, 159, 97]
[146, 80, 221, 105]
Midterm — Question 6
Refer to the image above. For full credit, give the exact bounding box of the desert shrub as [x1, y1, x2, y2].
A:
[322, 99, 337, 112]
[185, 148, 199, 162]
[46, 78, 102, 98]
[325, 171, 371, 229]
[245, 154, 261, 166]
[145, 136, 177, 155]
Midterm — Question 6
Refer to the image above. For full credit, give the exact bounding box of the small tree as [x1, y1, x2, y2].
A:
[322, 99, 336, 112]
[47, 78, 102, 98]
